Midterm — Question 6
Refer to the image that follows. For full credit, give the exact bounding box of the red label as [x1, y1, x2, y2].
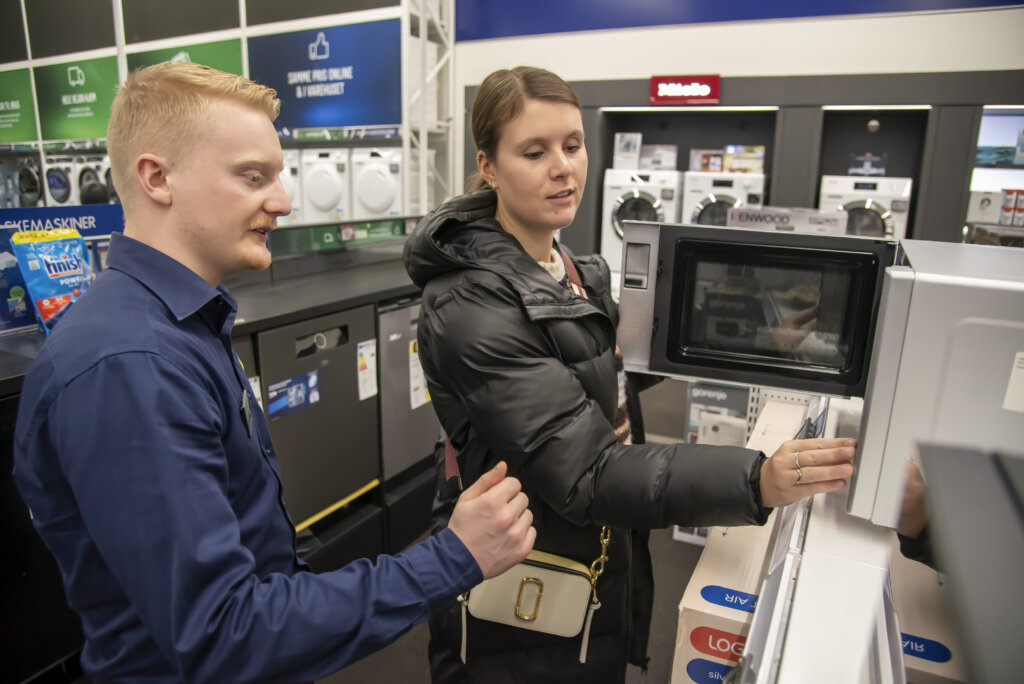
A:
[35, 295, 71, 323]
[690, 625, 746, 662]
[649, 74, 720, 105]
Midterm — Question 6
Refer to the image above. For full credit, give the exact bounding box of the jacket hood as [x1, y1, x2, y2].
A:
[403, 188, 502, 288]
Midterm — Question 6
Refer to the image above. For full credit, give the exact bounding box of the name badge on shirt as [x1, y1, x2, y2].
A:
[240, 388, 253, 438]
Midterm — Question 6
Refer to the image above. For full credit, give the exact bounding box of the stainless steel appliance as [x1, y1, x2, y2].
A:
[618, 222, 896, 397]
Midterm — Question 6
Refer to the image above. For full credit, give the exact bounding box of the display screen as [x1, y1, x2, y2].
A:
[853, 181, 878, 190]
[712, 179, 735, 187]
[669, 243, 872, 373]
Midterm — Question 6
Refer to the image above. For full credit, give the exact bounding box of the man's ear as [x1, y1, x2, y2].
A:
[136, 154, 172, 206]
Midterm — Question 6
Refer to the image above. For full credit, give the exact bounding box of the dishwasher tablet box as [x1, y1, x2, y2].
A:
[671, 523, 773, 684]
[889, 537, 966, 684]
[11, 228, 93, 335]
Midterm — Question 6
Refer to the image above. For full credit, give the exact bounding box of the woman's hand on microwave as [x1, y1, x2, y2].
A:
[759, 438, 857, 508]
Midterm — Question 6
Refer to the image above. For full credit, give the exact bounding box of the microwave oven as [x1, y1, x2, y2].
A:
[618, 222, 898, 398]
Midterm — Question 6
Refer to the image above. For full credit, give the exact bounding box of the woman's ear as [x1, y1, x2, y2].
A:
[135, 153, 172, 206]
[477, 150, 496, 189]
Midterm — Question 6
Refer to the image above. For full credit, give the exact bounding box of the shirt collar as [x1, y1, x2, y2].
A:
[105, 232, 237, 326]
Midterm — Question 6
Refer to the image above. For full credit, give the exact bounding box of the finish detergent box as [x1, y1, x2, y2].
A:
[11, 228, 93, 335]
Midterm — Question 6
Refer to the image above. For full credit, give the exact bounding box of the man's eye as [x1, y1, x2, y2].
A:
[524, 152, 542, 160]
[248, 174, 264, 184]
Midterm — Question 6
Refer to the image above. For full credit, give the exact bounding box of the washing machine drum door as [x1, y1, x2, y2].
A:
[691, 194, 742, 226]
[306, 165, 343, 211]
[105, 168, 120, 204]
[79, 167, 109, 204]
[18, 165, 41, 207]
[355, 163, 397, 214]
[612, 190, 663, 237]
[842, 199, 893, 237]
[46, 167, 72, 204]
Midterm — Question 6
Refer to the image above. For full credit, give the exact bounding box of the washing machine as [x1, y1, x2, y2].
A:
[682, 171, 765, 226]
[99, 154, 120, 204]
[278, 149, 303, 226]
[601, 169, 683, 286]
[43, 154, 79, 206]
[77, 155, 108, 204]
[300, 148, 350, 224]
[17, 156, 43, 207]
[817, 175, 913, 239]
[965, 190, 1002, 225]
[351, 148, 403, 220]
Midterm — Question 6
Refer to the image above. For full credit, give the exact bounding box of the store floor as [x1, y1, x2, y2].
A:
[317, 524, 705, 684]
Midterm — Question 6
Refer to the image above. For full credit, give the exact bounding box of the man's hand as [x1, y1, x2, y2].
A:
[448, 461, 536, 579]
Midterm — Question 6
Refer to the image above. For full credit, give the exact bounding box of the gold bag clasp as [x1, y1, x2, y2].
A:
[514, 576, 544, 621]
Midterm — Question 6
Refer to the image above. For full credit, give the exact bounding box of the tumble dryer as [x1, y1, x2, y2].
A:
[278, 149, 303, 227]
[601, 169, 683, 291]
[351, 148, 403, 220]
[17, 156, 43, 207]
[42, 154, 79, 206]
[817, 175, 912, 239]
[682, 171, 765, 226]
[301, 148, 350, 224]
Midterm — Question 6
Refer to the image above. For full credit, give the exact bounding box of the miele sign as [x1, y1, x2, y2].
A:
[649, 75, 720, 105]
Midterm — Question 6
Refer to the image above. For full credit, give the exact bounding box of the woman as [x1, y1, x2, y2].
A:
[403, 66, 856, 683]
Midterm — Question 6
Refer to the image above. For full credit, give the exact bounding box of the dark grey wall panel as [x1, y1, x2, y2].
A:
[25, 0, 115, 58]
[0, 0, 27, 63]
[770, 107, 823, 208]
[913, 106, 983, 243]
[123, 0, 238, 43]
[245, 0, 398, 26]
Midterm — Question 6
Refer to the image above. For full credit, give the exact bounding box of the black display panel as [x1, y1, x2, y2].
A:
[0, 0, 28, 63]
[25, 0, 115, 58]
[245, 0, 398, 25]
[123, 0, 239, 43]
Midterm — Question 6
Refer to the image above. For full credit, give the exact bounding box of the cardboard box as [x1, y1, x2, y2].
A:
[890, 539, 966, 684]
[671, 523, 772, 684]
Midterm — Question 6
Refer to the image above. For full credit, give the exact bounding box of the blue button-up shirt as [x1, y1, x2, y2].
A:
[13, 233, 481, 683]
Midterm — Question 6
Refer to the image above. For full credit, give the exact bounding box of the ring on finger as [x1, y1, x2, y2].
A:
[796, 467, 803, 485]
[795, 451, 801, 469]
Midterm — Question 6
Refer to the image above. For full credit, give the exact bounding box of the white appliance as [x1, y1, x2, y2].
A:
[278, 149, 303, 227]
[818, 175, 913, 240]
[351, 148, 403, 220]
[965, 190, 1002, 225]
[17, 156, 43, 207]
[408, 147, 437, 215]
[601, 168, 683, 295]
[77, 155, 106, 204]
[682, 171, 765, 227]
[42, 154, 79, 206]
[300, 148, 350, 224]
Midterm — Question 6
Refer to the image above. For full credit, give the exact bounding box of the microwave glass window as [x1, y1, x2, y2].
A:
[679, 258, 854, 370]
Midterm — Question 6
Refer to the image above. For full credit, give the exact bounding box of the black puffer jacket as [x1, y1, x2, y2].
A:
[404, 189, 769, 684]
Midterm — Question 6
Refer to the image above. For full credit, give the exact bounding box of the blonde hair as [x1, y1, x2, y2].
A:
[107, 61, 280, 213]
[467, 66, 582, 193]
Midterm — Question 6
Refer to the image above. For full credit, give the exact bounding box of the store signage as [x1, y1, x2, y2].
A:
[248, 20, 401, 135]
[690, 626, 747, 662]
[649, 74, 720, 105]
[0, 205, 125, 239]
[34, 56, 118, 141]
[726, 206, 848, 235]
[0, 70, 38, 144]
[127, 39, 244, 76]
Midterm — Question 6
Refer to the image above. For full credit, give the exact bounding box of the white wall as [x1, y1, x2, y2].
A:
[452, 7, 1024, 183]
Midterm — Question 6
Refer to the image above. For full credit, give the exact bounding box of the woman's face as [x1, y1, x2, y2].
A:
[480, 98, 587, 235]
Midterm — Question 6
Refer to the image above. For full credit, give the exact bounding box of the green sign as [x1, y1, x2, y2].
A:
[0, 69, 38, 144]
[127, 39, 243, 75]
[34, 56, 118, 141]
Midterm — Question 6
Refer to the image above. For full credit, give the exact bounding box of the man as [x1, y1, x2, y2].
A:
[12, 62, 535, 683]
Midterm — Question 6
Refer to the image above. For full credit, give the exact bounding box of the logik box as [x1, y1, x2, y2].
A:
[889, 537, 966, 684]
[671, 523, 773, 684]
